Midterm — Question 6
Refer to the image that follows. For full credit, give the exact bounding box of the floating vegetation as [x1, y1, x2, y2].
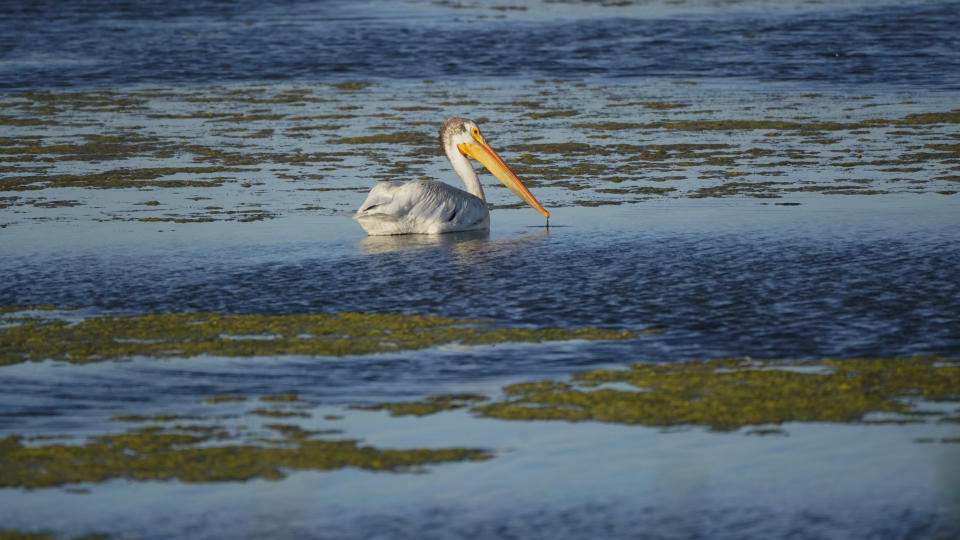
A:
[526, 110, 578, 119]
[574, 110, 960, 133]
[605, 101, 690, 110]
[0, 310, 650, 366]
[111, 414, 195, 423]
[353, 393, 488, 416]
[10, 91, 147, 112]
[0, 85, 956, 224]
[250, 408, 311, 418]
[356, 356, 960, 437]
[2, 167, 252, 191]
[332, 81, 372, 92]
[203, 394, 246, 404]
[0, 424, 491, 488]
[0, 133, 174, 161]
[509, 142, 746, 160]
[261, 393, 301, 402]
[329, 131, 436, 147]
[0, 530, 109, 540]
[473, 356, 960, 431]
[0, 305, 58, 314]
[264, 424, 343, 440]
[133, 206, 276, 223]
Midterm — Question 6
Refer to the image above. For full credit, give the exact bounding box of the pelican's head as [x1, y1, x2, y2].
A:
[440, 117, 550, 219]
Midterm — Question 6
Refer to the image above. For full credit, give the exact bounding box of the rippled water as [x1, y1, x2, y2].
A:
[1, 0, 959, 90]
[3, 1, 960, 539]
[3, 200, 959, 360]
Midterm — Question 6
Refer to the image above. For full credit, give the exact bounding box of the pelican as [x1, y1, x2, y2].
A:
[353, 117, 550, 235]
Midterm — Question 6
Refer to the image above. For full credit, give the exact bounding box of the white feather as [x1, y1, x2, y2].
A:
[353, 180, 489, 235]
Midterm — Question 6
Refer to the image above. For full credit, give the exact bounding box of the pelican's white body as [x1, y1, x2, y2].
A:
[353, 118, 504, 236]
[353, 179, 490, 235]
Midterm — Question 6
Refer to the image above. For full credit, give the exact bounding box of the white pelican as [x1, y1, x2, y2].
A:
[353, 117, 550, 235]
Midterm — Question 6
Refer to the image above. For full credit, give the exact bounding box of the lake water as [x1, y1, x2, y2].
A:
[2, 1, 960, 539]
[2, 0, 959, 90]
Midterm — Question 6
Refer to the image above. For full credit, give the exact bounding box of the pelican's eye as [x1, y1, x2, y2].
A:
[470, 127, 483, 142]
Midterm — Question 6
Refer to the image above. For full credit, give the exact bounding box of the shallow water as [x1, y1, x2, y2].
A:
[2, 0, 959, 90]
[2, 1, 960, 539]
[3, 199, 960, 539]
[2, 409, 959, 539]
[3, 199, 959, 360]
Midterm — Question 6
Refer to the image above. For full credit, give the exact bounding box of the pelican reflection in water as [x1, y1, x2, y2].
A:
[358, 227, 550, 256]
[354, 118, 550, 235]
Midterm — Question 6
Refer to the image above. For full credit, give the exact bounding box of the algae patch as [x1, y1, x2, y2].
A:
[469, 357, 960, 431]
[203, 394, 247, 404]
[2, 86, 958, 222]
[353, 393, 488, 417]
[573, 110, 960, 133]
[0, 531, 108, 540]
[329, 131, 436, 147]
[2, 167, 252, 191]
[0, 424, 491, 488]
[0, 310, 649, 366]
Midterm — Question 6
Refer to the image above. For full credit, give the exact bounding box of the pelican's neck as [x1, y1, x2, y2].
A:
[445, 143, 485, 202]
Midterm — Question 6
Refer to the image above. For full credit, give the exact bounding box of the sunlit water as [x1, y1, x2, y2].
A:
[2, 1, 960, 539]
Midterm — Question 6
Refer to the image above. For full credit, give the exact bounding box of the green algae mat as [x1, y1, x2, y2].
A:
[0, 306, 646, 490]
[2, 82, 959, 230]
[0, 308, 649, 366]
[0, 424, 491, 489]
[0, 531, 108, 540]
[3, 355, 958, 491]
[359, 356, 960, 433]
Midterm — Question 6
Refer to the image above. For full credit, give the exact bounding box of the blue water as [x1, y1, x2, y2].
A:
[2, 202, 959, 360]
[1, 0, 959, 90]
[3, 1, 960, 539]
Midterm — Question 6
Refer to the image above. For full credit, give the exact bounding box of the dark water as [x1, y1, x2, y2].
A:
[2, 202, 959, 455]
[1, 0, 959, 90]
[3, 202, 958, 363]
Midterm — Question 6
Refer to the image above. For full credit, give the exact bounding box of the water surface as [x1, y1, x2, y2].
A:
[2, 1, 960, 539]
[1, 0, 959, 90]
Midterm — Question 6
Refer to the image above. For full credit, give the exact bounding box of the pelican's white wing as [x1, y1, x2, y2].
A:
[353, 180, 490, 235]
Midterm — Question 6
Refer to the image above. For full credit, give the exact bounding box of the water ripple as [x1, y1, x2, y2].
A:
[1, 1, 958, 89]
[3, 217, 958, 359]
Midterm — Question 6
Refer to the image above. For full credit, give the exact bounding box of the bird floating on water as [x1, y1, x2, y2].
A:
[353, 117, 550, 235]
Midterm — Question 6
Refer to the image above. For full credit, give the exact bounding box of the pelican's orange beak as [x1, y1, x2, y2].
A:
[458, 132, 550, 219]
